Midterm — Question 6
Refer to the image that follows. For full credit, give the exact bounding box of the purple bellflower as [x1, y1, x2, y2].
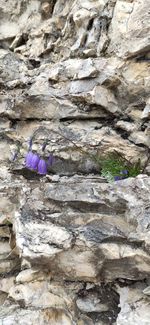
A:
[38, 158, 47, 175]
[114, 176, 122, 181]
[25, 151, 40, 171]
[25, 151, 34, 168]
[30, 153, 40, 171]
[114, 169, 129, 181]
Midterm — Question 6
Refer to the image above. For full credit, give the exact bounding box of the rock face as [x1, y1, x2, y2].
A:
[0, 0, 150, 324]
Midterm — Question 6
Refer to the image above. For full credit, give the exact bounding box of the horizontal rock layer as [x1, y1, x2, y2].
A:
[0, 0, 150, 324]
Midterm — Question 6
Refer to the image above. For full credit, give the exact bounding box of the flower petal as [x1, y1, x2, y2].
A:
[114, 176, 122, 181]
[38, 159, 47, 175]
[25, 151, 34, 168]
[30, 154, 40, 170]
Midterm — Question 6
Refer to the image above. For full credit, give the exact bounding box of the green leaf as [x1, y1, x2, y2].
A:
[96, 152, 141, 182]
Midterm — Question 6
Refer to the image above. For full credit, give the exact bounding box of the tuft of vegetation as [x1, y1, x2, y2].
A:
[12, 126, 149, 182]
[95, 151, 142, 182]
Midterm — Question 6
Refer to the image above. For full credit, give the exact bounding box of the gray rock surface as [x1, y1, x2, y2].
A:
[0, 0, 150, 324]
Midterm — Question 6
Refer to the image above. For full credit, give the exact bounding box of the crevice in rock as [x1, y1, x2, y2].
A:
[77, 284, 121, 324]
[126, 46, 150, 60]
[87, 18, 94, 31]
[0, 37, 15, 50]
[10, 33, 29, 52]
[46, 200, 127, 215]
[28, 59, 41, 70]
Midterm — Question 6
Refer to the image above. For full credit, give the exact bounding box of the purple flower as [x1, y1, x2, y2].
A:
[30, 153, 40, 171]
[47, 154, 55, 166]
[114, 176, 122, 181]
[38, 159, 47, 175]
[25, 151, 40, 171]
[25, 151, 34, 168]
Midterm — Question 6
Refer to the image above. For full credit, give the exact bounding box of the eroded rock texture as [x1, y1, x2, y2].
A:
[0, 0, 150, 324]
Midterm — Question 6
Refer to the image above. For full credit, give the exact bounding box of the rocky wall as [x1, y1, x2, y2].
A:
[0, 0, 150, 324]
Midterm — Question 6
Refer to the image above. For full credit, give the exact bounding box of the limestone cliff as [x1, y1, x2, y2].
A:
[0, 1, 150, 324]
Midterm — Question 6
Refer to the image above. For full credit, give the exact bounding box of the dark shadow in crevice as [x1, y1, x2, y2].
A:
[28, 59, 41, 69]
[87, 18, 94, 31]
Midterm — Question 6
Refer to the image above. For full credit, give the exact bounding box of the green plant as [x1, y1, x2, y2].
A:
[127, 160, 141, 178]
[12, 124, 147, 182]
[95, 151, 142, 182]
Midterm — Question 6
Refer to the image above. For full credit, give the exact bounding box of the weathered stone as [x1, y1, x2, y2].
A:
[142, 98, 150, 119]
[48, 58, 108, 82]
[16, 268, 51, 284]
[0, 277, 15, 293]
[76, 285, 118, 313]
[129, 131, 150, 147]
[86, 85, 120, 114]
[0, 292, 8, 305]
[0, 118, 11, 130]
[10, 92, 112, 120]
[0, 306, 73, 325]
[0, 49, 29, 88]
[117, 284, 150, 325]
[108, 0, 150, 58]
[0, 226, 10, 238]
[121, 61, 150, 97]
[41, 2, 53, 18]
[115, 121, 136, 133]
[0, 259, 20, 275]
[6, 120, 147, 176]
[143, 286, 150, 296]
[0, 140, 11, 162]
[0, 0, 150, 323]
[0, 0, 40, 41]
[8, 281, 67, 308]
[0, 241, 12, 259]
[12, 175, 150, 282]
